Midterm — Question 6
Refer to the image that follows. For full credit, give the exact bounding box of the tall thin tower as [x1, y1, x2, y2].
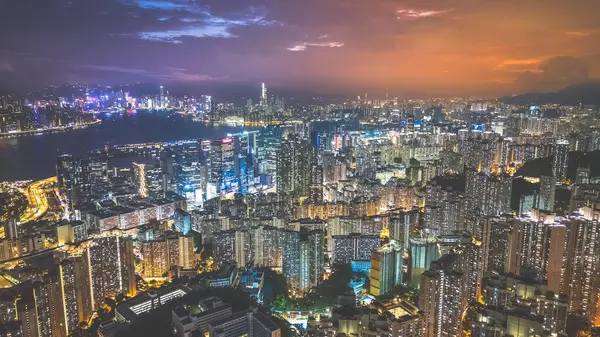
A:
[261, 83, 267, 106]
[159, 85, 165, 108]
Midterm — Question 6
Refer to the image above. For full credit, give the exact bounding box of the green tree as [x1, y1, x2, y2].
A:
[273, 295, 288, 312]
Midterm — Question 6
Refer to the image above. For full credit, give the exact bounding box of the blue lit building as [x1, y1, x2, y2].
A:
[351, 260, 371, 275]
[202, 138, 238, 195]
[240, 270, 264, 303]
[174, 209, 191, 235]
[409, 237, 439, 285]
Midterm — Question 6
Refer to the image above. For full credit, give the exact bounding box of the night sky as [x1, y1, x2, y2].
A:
[1, 0, 600, 97]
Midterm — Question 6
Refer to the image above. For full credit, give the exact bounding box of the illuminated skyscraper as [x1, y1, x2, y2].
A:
[423, 183, 465, 235]
[562, 210, 600, 323]
[260, 83, 267, 106]
[251, 226, 286, 268]
[283, 229, 324, 293]
[299, 230, 325, 292]
[309, 164, 324, 203]
[389, 210, 419, 248]
[34, 272, 67, 337]
[419, 254, 467, 337]
[58, 254, 94, 335]
[276, 135, 316, 201]
[141, 239, 171, 278]
[56, 153, 82, 213]
[282, 230, 301, 289]
[370, 240, 403, 296]
[538, 175, 557, 212]
[231, 132, 257, 195]
[2, 218, 18, 240]
[132, 162, 164, 199]
[81, 154, 109, 201]
[257, 126, 281, 185]
[174, 208, 192, 234]
[89, 236, 136, 306]
[331, 233, 380, 264]
[552, 139, 569, 183]
[409, 237, 439, 285]
[16, 295, 38, 337]
[464, 169, 512, 216]
[203, 138, 237, 195]
[178, 235, 195, 269]
[481, 216, 516, 274]
[213, 230, 251, 267]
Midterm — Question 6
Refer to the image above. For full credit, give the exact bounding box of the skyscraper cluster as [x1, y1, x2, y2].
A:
[7, 93, 600, 337]
[0, 235, 136, 337]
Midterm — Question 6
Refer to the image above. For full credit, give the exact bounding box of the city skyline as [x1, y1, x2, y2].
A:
[1, 0, 600, 96]
[3, 2, 600, 337]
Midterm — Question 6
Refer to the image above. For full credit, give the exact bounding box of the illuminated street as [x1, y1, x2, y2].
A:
[19, 176, 62, 223]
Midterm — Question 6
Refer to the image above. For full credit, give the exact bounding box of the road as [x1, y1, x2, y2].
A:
[19, 176, 59, 224]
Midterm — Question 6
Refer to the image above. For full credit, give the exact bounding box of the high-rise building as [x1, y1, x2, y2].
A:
[513, 213, 553, 281]
[174, 209, 192, 234]
[538, 175, 557, 212]
[132, 162, 164, 199]
[141, 238, 179, 278]
[464, 169, 512, 216]
[562, 211, 600, 323]
[518, 192, 538, 215]
[89, 236, 137, 306]
[475, 273, 568, 337]
[481, 216, 516, 274]
[2, 218, 18, 240]
[552, 139, 569, 183]
[57, 153, 82, 213]
[276, 135, 316, 201]
[81, 154, 110, 200]
[178, 235, 196, 269]
[213, 230, 251, 267]
[175, 161, 203, 210]
[389, 211, 419, 248]
[419, 254, 467, 337]
[283, 229, 324, 293]
[191, 212, 221, 245]
[409, 237, 439, 285]
[203, 138, 237, 194]
[260, 83, 267, 106]
[282, 230, 301, 289]
[257, 126, 281, 185]
[34, 272, 67, 337]
[233, 133, 255, 195]
[309, 164, 324, 203]
[331, 233, 380, 264]
[16, 295, 38, 337]
[326, 217, 361, 252]
[575, 167, 590, 185]
[0, 238, 21, 262]
[58, 254, 94, 335]
[423, 183, 466, 235]
[300, 230, 325, 292]
[370, 241, 403, 296]
[251, 226, 286, 268]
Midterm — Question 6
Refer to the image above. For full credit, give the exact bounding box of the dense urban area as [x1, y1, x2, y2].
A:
[1, 83, 600, 337]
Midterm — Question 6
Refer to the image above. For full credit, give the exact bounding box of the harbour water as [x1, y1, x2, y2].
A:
[0, 111, 243, 181]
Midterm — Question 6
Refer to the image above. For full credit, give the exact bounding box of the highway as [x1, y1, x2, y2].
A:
[19, 177, 59, 224]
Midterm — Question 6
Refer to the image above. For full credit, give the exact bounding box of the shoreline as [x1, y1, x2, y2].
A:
[0, 119, 102, 139]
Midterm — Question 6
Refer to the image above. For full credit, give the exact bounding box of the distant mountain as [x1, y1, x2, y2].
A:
[502, 83, 600, 106]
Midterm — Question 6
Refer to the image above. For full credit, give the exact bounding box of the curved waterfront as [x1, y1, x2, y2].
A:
[0, 119, 102, 139]
[0, 112, 244, 181]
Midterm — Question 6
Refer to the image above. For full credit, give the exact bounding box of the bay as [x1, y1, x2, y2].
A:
[0, 111, 243, 181]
